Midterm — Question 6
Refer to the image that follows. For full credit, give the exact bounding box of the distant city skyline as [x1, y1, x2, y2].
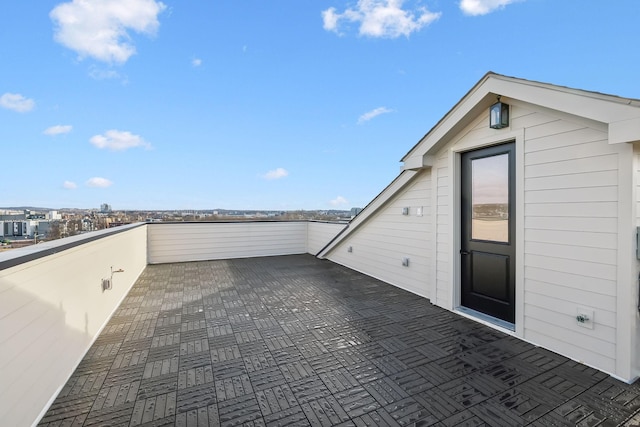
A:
[0, 205, 356, 213]
[2, 1, 639, 210]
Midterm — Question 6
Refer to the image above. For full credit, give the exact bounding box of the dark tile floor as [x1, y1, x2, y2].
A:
[39, 255, 640, 426]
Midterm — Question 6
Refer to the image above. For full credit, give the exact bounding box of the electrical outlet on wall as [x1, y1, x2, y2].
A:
[576, 307, 594, 329]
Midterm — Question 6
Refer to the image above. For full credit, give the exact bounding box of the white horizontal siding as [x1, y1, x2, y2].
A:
[525, 153, 617, 178]
[147, 222, 309, 264]
[0, 225, 147, 427]
[524, 316, 616, 374]
[520, 107, 618, 370]
[327, 170, 432, 299]
[525, 265, 616, 297]
[307, 222, 347, 255]
[525, 240, 616, 265]
[525, 215, 617, 233]
[526, 169, 617, 191]
[525, 281, 616, 325]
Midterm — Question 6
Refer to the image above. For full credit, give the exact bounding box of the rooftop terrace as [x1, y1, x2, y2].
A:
[37, 254, 640, 426]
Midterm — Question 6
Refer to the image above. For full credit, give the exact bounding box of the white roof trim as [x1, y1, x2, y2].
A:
[317, 170, 419, 258]
[402, 72, 640, 169]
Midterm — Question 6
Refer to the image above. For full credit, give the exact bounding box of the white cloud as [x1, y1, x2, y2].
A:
[44, 125, 73, 135]
[262, 168, 289, 180]
[0, 93, 35, 112]
[330, 196, 348, 206]
[63, 180, 77, 189]
[50, 0, 166, 64]
[358, 106, 393, 124]
[90, 130, 151, 151]
[192, 58, 202, 67]
[460, 0, 518, 16]
[322, 0, 441, 38]
[86, 177, 113, 188]
[322, 8, 341, 32]
[89, 66, 122, 80]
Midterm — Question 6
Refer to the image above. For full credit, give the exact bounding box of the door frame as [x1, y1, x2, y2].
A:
[460, 141, 516, 325]
[448, 130, 525, 335]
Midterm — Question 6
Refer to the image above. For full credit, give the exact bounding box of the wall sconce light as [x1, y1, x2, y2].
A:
[489, 96, 509, 129]
[102, 266, 125, 292]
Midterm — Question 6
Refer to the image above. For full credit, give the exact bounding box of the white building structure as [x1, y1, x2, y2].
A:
[47, 210, 61, 220]
[0, 220, 36, 238]
[319, 72, 640, 383]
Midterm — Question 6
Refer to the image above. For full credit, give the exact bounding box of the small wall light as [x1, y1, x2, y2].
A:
[489, 96, 509, 129]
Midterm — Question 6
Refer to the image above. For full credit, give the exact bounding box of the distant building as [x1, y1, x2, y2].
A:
[82, 218, 95, 232]
[47, 211, 61, 220]
[0, 220, 35, 238]
[0, 210, 27, 221]
[100, 203, 112, 213]
[350, 207, 362, 217]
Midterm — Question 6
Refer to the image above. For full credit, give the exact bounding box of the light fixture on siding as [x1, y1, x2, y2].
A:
[489, 96, 509, 129]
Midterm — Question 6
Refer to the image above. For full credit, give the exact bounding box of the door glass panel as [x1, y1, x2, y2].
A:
[471, 153, 509, 242]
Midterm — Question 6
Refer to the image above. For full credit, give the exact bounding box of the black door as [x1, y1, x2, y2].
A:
[461, 142, 515, 324]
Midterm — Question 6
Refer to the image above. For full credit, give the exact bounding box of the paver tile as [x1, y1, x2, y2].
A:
[38, 255, 639, 426]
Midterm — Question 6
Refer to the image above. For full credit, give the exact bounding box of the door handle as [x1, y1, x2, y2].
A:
[460, 250, 470, 255]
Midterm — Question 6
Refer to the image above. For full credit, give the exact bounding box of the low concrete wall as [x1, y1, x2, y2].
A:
[0, 224, 148, 427]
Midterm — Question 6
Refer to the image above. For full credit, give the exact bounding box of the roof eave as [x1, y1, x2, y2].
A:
[401, 72, 640, 170]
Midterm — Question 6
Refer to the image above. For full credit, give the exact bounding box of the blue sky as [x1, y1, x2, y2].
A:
[1, 0, 639, 211]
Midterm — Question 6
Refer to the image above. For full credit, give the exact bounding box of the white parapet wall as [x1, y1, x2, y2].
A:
[0, 220, 346, 426]
[307, 221, 348, 256]
[0, 224, 148, 427]
[147, 221, 346, 264]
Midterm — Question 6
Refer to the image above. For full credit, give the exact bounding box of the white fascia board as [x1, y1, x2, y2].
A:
[487, 76, 640, 125]
[488, 77, 640, 146]
[401, 73, 640, 169]
[402, 78, 492, 164]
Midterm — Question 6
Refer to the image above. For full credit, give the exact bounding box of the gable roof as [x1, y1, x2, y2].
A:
[318, 72, 640, 258]
[402, 71, 640, 170]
